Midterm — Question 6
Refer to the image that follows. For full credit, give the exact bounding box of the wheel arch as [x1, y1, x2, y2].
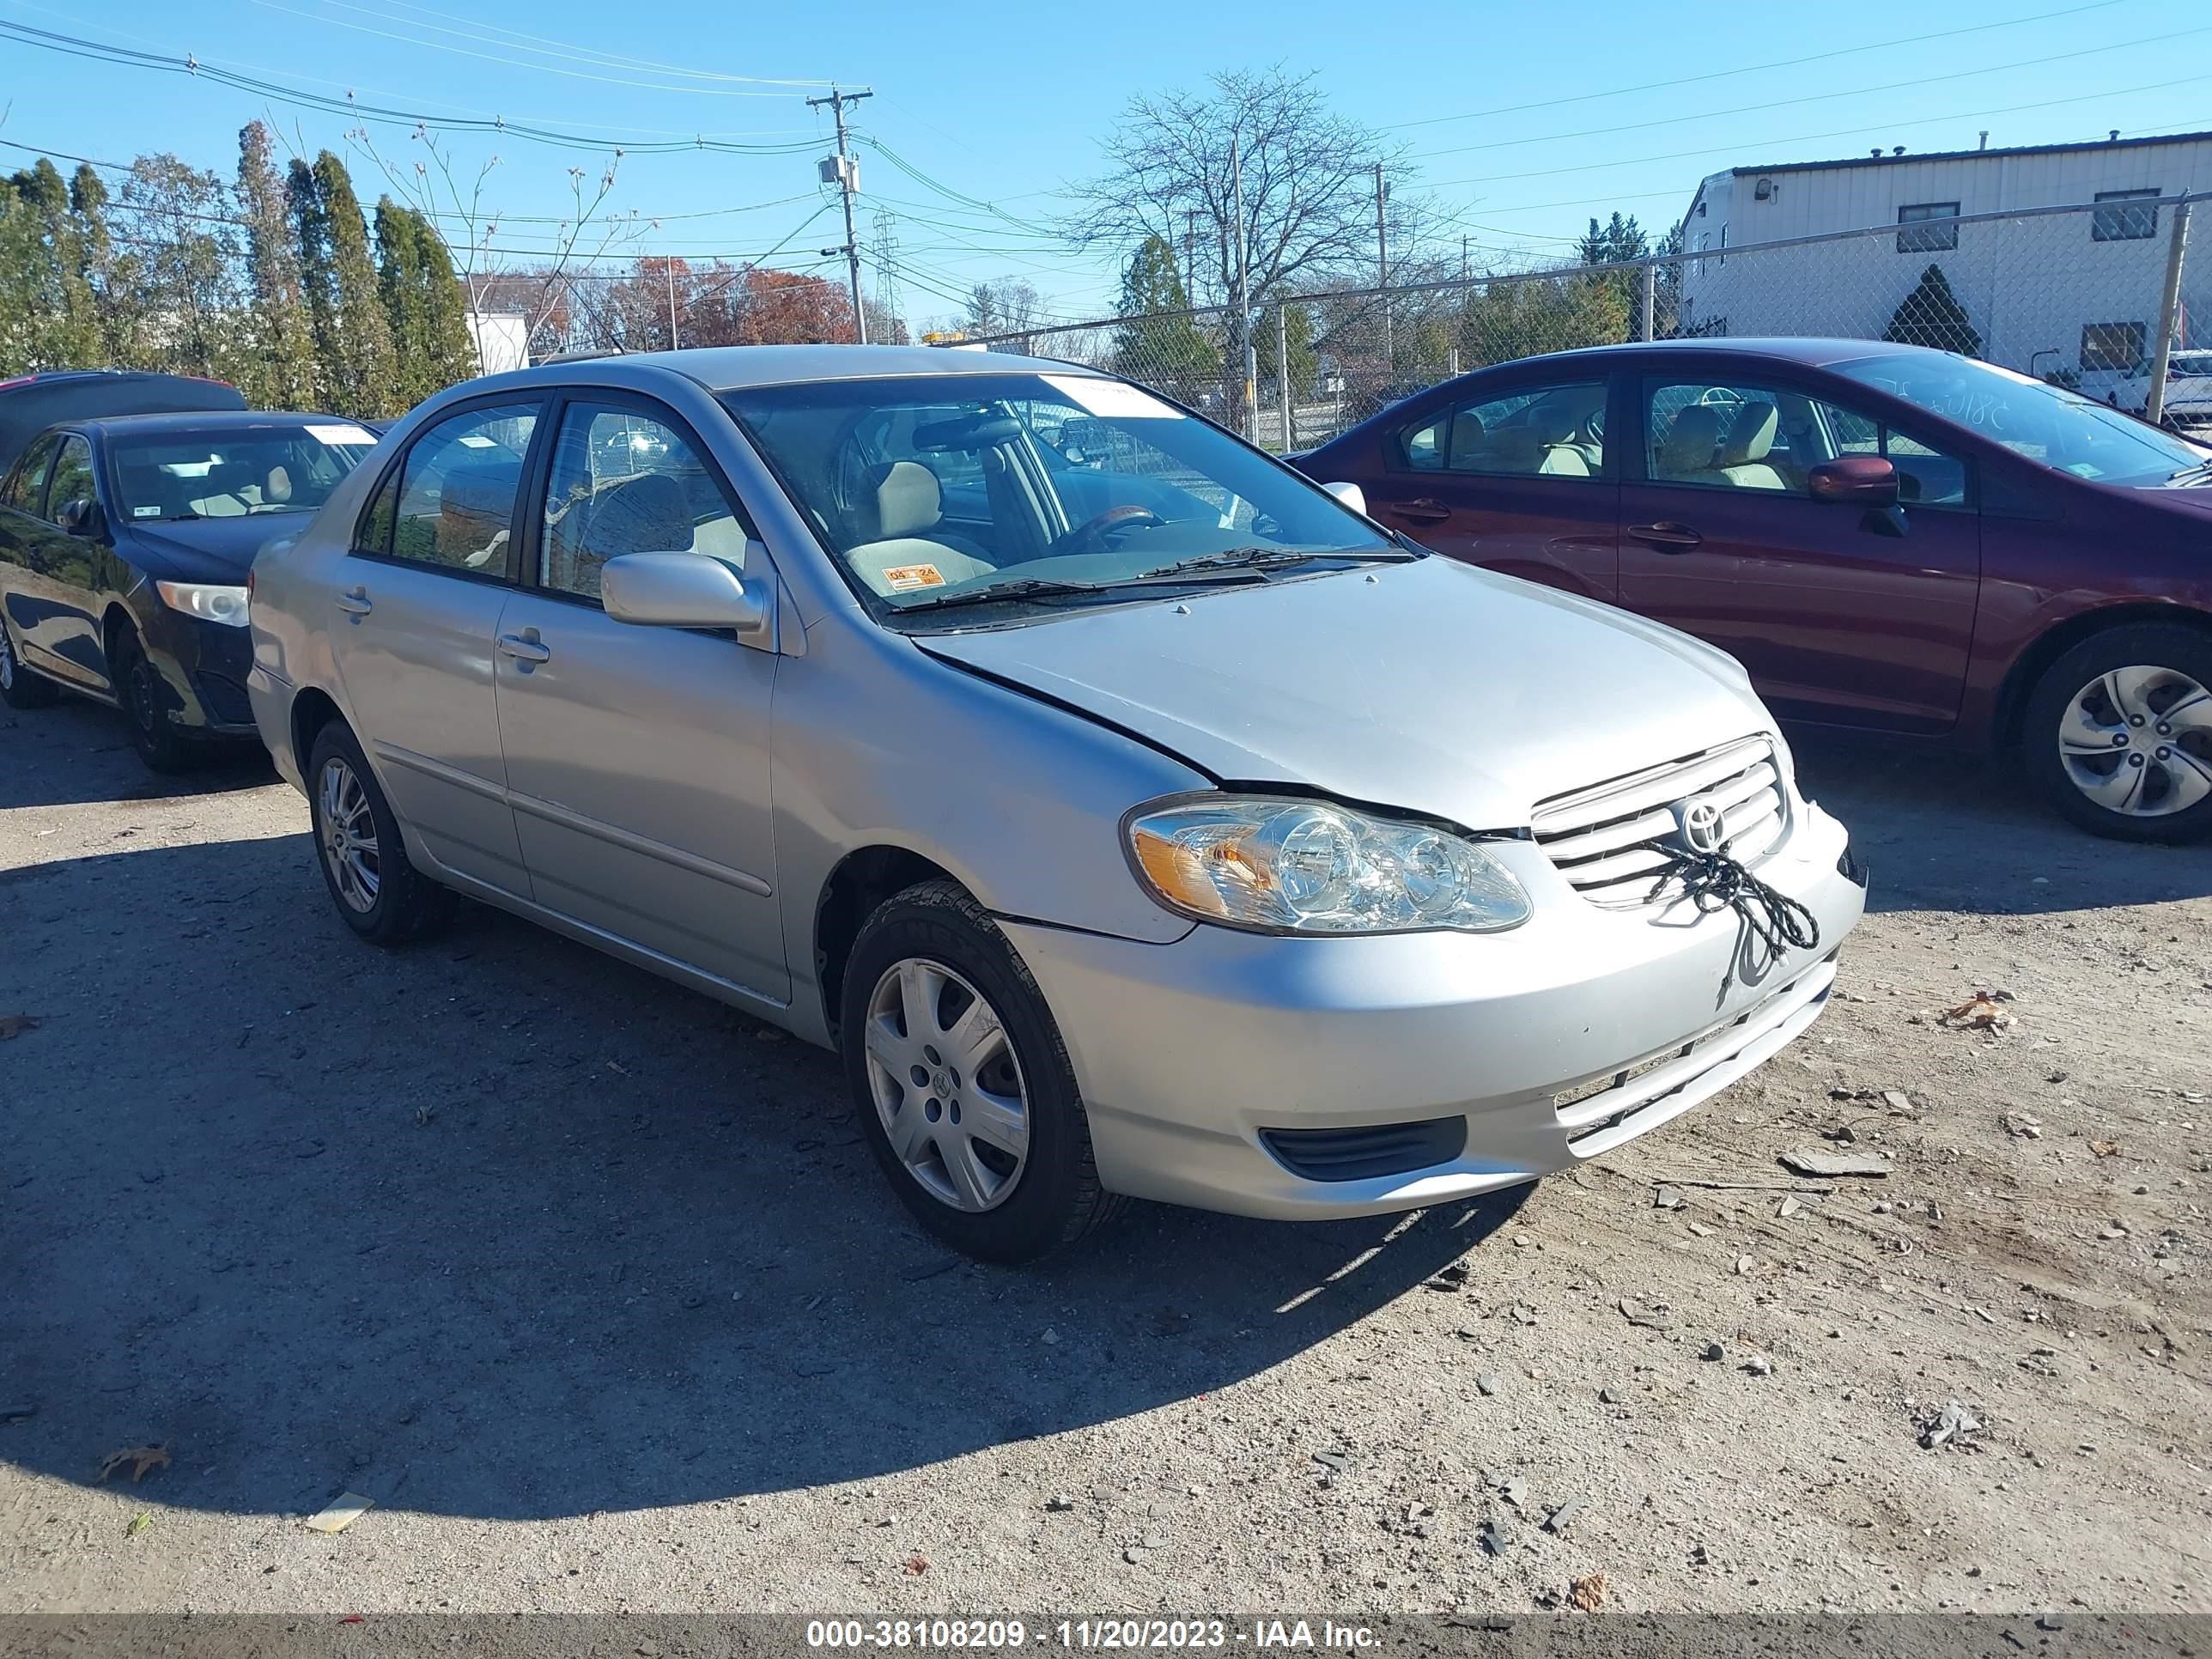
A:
[813, 845, 966, 1046]
[1994, 602, 2212, 749]
[289, 685, 347, 780]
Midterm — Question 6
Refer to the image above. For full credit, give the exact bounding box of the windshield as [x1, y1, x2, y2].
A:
[109, 422, 379, 520]
[720, 371, 1398, 622]
[1830, 353, 2209, 486]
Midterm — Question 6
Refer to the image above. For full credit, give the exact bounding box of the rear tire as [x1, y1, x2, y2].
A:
[111, 624, 198, 774]
[2022, 622, 2212, 843]
[0, 613, 61, 709]
[840, 879, 1123, 1263]
[306, 720, 457, 944]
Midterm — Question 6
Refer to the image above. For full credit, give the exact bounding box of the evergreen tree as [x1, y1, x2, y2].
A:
[413, 208, 479, 390]
[1110, 234, 1218, 404]
[1885, 264, 1983, 357]
[375, 198, 432, 405]
[289, 157, 340, 397]
[4, 160, 99, 366]
[313, 153, 398, 415]
[236, 123, 320, 408]
[1253, 295, 1317, 400]
[69, 164, 114, 359]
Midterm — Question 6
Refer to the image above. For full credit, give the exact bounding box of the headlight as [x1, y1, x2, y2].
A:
[1126, 794, 1532, 935]
[154, 581, 250, 628]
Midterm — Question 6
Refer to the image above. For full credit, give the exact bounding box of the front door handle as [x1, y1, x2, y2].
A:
[1382, 498, 1451, 524]
[336, 587, 373, 617]
[496, 632, 551, 665]
[1628, 521, 1703, 553]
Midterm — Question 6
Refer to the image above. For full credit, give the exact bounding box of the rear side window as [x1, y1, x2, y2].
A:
[45, 436, 94, 526]
[1399, 384, 1607, 480]
[354, 467, 400, 556]
[381, 403, 539, 574]
[3, 434, 60, 514]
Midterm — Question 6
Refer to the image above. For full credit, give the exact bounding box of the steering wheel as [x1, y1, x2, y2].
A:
[1055, 503, 1166, 555]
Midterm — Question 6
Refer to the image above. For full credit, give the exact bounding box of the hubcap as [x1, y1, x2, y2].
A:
[862, 958, 1030, 1212]
[316, 757, 382, 913]
[2056, 664, 2212, 817]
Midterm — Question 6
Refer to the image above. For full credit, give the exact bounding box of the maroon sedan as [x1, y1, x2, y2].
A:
[1297, 339, 2212, 843]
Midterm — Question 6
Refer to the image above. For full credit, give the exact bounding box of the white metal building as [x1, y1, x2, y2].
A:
[1677, 130, 2211, 393]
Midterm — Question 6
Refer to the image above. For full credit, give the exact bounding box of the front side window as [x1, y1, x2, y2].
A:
[1897, 203, 1960, 253]
[538, 404, 752, 602]
[106, 422, 376, 523]
[722, 371, 1400, 624]
[1832, 352, 2209, 487]
[1400, 384, 1607, 480]
[45, 436, 94, 526]
[2093, 189, 2160, 242]
[389, 404, 539, 573]
[3, 435, 60, 515]
[1644, 379, 1969, 505]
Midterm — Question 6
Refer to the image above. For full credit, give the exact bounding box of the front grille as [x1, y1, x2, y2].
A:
[1531, 736, 1787, 909]
[1260, 1116, 1468, 1182]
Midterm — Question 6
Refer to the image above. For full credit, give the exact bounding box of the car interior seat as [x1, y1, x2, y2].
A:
[553, 471, 696, 597]
[1653, 404, 1727, 482]
[845, 461, 998, 597]
[1711, 400, 1789, 490]
[434, 460, 522, 568]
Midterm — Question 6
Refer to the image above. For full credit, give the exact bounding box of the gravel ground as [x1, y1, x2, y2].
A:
[2, 696, 2208, 1616]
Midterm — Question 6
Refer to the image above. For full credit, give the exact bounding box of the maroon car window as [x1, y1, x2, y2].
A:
[1401, 384, 1605, 481]
[1644, 379, 1969, 507]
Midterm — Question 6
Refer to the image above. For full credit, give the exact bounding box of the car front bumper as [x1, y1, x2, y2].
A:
[142, 599, 258, 738]
[1001, 801, 1865, 1220]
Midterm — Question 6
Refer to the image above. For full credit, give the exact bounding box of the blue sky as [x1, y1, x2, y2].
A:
[1, 0, 2205, 327]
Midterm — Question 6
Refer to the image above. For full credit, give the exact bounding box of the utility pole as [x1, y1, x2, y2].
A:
[1232, 136, 1255, 439]
[1374, 162, 1391, 371]
[664, 258, 679, 350]
[808, 85, 874, 344]
[2148, 196, 2196, 428]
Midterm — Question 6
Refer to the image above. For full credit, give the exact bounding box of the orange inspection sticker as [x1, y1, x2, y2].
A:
[883, 563, 945, 591]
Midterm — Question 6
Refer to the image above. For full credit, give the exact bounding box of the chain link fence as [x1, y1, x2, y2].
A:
[945, 195, 2206, 451]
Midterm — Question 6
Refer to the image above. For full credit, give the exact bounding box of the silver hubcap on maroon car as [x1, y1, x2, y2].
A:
[2056, 664, 2212, 817]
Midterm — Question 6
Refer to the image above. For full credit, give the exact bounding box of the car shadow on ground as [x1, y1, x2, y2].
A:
[1786, 726, 2211, 916]
[0, 700, 276, 811]
[0, 830, 1528, 1525]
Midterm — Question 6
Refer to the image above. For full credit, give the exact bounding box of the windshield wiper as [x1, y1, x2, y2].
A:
[892, 576, 1115, 614]
[1136, 544, 1413, 581]
[2166, 457, 2212, 485]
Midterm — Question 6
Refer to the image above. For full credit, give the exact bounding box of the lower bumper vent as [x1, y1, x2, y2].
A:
[1261, 1116, 1468, 1183]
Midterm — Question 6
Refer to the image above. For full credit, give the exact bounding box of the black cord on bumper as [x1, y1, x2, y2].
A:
[1634, 842, 1822, 1005]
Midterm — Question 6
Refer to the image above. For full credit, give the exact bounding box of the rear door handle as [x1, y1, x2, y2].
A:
[1382, 498, 1451, 524]
[1628, 522, 1703, 553]
[496, 632, 551, 665]
[335, 587, 373, 617]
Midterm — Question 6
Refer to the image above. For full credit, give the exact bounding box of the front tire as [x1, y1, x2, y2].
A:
[306, 720, 456, 944]
[840, 879, 1122, 1263]
[110, 625, 198, 774]
[0, 612, 61, 709]
[2023, 623, 2212, 843]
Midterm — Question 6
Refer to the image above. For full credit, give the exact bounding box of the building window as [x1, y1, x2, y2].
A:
[2081, 321, 2148, 374]
[1897, 203, 1960, 254]
[2092, 189, 2160, 241]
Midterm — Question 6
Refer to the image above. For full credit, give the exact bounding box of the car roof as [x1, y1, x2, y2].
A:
[75, 410, 362, 437]
[499, 343, 1088, 394]
[0, 370, 247, 470]
[1508, 337, 1930, 370]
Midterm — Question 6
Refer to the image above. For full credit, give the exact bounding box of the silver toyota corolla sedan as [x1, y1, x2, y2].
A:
[246, 345, 1867, 1261]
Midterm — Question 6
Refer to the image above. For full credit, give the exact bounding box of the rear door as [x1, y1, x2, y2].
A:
[327, 398, 542, 895]
[1618, 371, 1981, 732]
[0, 435, 78, 681]
[27, 434, 107, 683]
[1362, 376, 1620, 601]
[490, 392, 788, 1004]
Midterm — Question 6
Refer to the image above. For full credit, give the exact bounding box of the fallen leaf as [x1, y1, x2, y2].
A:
[2089, 1139, 2121, 1158]
[1942, 994, 2014, 1030]
[904, 1553, 929, 1576]
[97, 1444, 170, 1484]
[125, 1511, 153, 1538]
[0, 1013, 40, 1041]
[1569, 1571, 1609, 1612]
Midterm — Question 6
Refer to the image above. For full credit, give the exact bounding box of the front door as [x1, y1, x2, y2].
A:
[1364, 377, 1620, 602]
[492, 396, 787, 1006]
[1619, 374, 1981, 732]
[0, 434, 99, 687]
[327, 398, 541, 894]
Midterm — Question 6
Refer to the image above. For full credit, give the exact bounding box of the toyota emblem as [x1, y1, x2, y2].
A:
[1675, 799, 1725, 854]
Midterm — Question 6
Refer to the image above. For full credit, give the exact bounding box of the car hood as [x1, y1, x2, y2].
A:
[917, 556, 1774, 830]
[118, 514, 297, 580]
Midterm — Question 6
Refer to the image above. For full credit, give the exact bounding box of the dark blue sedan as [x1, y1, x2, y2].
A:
[0, 410, 380, 771]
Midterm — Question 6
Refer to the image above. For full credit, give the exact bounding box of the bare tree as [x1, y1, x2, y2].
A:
[1068, 68, 1404, 426]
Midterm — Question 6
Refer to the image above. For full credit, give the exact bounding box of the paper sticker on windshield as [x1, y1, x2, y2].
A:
[883, 563, 945, 592]
[1044, 374, 1182, 420]
[306, 422, 376, 447]
[457, 434, 497, 448]
[133, 505, 161, 518]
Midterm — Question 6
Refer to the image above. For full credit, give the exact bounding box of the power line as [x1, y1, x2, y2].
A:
[1385, 0, 2131, 131]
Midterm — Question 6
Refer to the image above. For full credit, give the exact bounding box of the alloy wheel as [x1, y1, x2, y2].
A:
[861, 957, 1030, 1212]
[2055, 663, 2212, 817]
[317, 756, 382, 913]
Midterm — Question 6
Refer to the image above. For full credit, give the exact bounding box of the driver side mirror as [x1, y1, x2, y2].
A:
[1321, 480, 1369, 516]
[57, 497, 101, 538]
[1806, 456, 1899, 507]
[601, 548, 776, 651]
